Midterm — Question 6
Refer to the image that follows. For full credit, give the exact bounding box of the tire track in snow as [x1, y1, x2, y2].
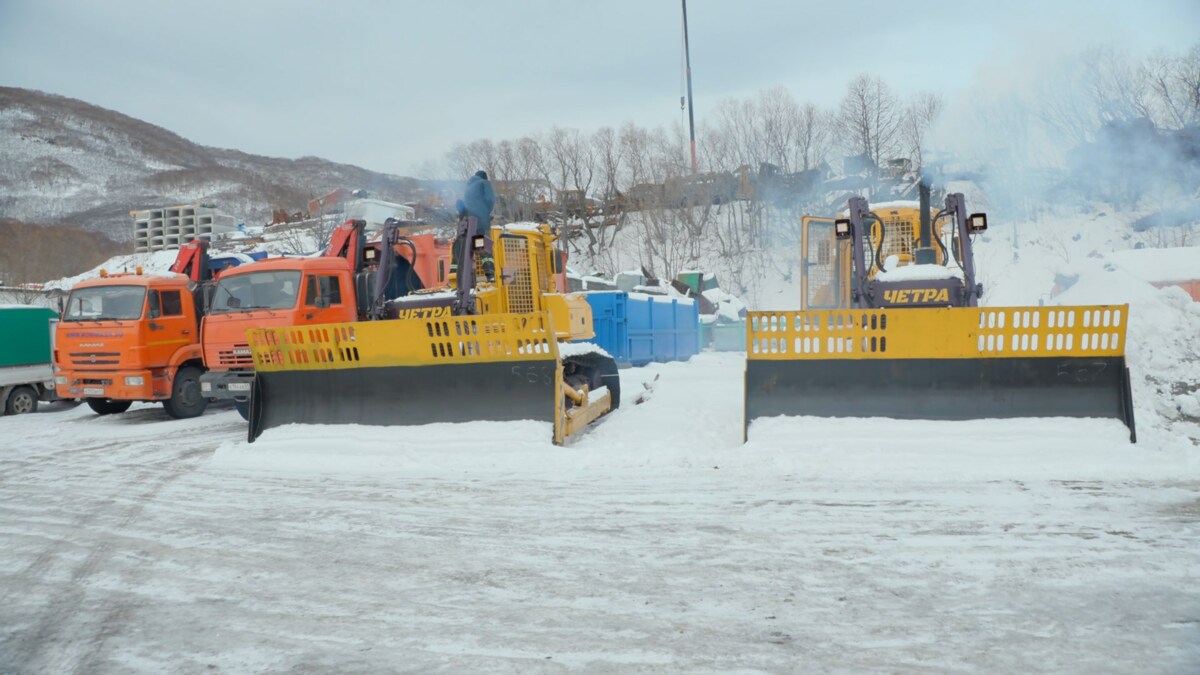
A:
[0, 418, 240, 675]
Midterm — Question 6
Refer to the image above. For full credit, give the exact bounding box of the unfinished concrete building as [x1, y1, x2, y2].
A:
[131, 203, 238, 252]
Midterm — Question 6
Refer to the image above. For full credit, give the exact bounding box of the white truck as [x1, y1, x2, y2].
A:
[1, 305, 58, 415]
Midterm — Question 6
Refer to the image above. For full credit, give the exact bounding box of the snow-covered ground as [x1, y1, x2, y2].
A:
[2, 354, 1199, 673]
[8, 195, 1198, 671]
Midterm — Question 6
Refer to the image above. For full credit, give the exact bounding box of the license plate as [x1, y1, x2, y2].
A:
[229, 382, 251, 392]
[83, 387, 104, 396]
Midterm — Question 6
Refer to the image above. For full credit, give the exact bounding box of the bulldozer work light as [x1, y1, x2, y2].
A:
[834, 219, 852, 239]
[969, 213, 988, 232]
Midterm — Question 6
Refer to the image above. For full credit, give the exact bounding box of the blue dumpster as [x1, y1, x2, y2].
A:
[578, 291, 700, 366]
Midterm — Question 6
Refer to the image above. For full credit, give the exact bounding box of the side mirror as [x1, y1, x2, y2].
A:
[968, 213, 988, 232]
[315, 296, 331, 309]
[834, 219, 852, 239]
[147, 290, 162, 319]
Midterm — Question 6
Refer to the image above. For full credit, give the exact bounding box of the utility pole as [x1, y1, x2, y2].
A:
[682, 0, 697, 175]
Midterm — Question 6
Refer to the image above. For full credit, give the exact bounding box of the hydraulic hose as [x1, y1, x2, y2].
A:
[931, 209, 949, 264]
[869, 213, 887, 273]
[396, 237, 420, 290]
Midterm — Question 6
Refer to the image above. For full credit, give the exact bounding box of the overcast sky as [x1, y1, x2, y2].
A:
[2, 0, 1197, 177]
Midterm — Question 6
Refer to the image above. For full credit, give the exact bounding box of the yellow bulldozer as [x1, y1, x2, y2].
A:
[744, 183, 1137, 442]
[244, 217, 619, 444]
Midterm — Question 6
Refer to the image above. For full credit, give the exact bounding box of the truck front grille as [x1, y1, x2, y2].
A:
[218, 344, 254, 366]
[70, 352, 121, 366]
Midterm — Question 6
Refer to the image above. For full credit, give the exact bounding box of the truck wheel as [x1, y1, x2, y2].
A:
[5, 386, 38, 415]
[234, 399, 250, 421]
[86, 398, 133, 415]
[163, 366, 207, 419]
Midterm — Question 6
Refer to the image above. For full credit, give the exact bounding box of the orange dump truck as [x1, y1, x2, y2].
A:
[54, 240, 216, 418]
[200, 220, 451, 417]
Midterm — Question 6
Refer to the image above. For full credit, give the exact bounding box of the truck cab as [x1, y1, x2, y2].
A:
[199, 226, 451, 417]
[201, 256, 357, 402]
[55, 269, 208, 417]
[1, 305, 59, 416]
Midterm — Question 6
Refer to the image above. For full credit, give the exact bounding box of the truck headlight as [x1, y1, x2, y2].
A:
[125, 376, 145, 386]
[55, 375, 68, 385]
[201, 382, 212, 392]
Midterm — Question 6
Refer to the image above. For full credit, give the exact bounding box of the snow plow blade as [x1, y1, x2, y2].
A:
[744, 305, 1136, 442]
[246, 312, 610, 444]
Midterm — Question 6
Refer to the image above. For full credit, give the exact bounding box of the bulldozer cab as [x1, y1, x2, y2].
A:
[460, 227, 587, 342]
[802, 208, 943, 310]
[863, 205, 964, 274]
[800, 216, 850, 310]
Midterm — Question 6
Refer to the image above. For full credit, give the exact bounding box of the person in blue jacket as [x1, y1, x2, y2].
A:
[462, 170, 495, 229]
[454, 170, 496, 283]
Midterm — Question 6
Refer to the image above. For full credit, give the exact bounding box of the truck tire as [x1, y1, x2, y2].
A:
[163, 366, 207, 419]
[86, 398, 133, 415]
[5, 386, 38, 415]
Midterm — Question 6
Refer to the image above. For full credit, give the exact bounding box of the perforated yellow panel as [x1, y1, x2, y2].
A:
[531, 236, 551, 298]
[501, 237, 534, 315]
[248, 312, 560, 370]
[747, 305, 1129, 360]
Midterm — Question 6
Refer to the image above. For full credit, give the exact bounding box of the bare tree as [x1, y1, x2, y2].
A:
[545, 127, 595, 198]
[1083, 47, 1155, 123]
[589, 126, 629, 251]
[591, 127, 625, 204]
[757, 87, 800, 172]
[795, 102, 833, 172]
[446, 139, 499, 179]
[619, 122, 654, 188]
[837, 74, 903, 166]
[1145, 44, 1200, 129]
[902, 91, 944, 170]
[1037, 55, 1104, 149]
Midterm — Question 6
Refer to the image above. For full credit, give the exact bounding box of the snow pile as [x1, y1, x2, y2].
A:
[1107, 246, 1200, 284]
[875, 262, 964, 282]
[627, 291, 694, 305]
[558, 341, 612, 359]
[1057, 270, 1200, 445]
[700, 287, 746, 323]
[975, 205, 1200, 446]
[43, 250, 182, 290]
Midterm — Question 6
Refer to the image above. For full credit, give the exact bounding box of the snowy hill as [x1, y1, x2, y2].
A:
[0, 87, 422, 240]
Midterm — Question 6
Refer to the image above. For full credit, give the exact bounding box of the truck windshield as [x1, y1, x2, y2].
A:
[210, 270, 302, 313]
[63, 286, 147, 322]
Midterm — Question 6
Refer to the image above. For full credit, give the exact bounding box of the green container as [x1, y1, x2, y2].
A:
[711, 320, 746, 352]
[0, 306, 57, 368]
